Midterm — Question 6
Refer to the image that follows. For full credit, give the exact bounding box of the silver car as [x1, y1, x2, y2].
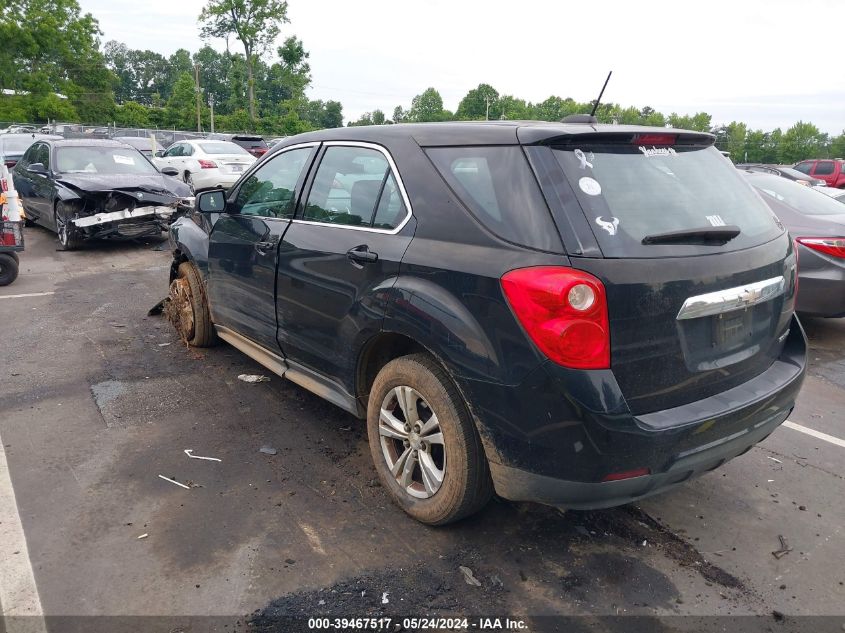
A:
[745, 170, 845, 317]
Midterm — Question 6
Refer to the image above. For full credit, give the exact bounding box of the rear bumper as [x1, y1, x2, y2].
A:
[462, 315, 807, 510]
[490, 406, 787, 510]
[191, 170, 240, 191]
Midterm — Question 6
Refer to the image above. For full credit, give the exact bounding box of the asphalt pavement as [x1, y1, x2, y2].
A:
[1, 225, 843, 633]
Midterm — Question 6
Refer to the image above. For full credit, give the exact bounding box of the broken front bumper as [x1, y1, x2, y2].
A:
[71, 206, 179, 228]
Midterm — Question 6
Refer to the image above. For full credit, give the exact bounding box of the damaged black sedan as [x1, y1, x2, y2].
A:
[13, 139, 193, 250]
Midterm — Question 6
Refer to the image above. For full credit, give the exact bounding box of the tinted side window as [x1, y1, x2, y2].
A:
[32, 144, 50, 168]
[426, 146, 560, 251]
[165, 144, 182, 157]
[794, 161, 813, 174]
[184, 144, 195, 157]
[302, 146, 389, 227]
[18, 144, 38, 169]
[234, 147, 313, 218]
[815, 160, 835, 175]
[373, 173, 406, 230]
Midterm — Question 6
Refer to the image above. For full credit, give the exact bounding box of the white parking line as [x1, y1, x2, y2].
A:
[784, 420, 845, 449]
[0, 437, 46, 631]
[0, 292, 55, 300]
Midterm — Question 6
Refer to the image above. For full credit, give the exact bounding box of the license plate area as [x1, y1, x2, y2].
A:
[227, 164, 244, 172]
[713, 309, 753, 347]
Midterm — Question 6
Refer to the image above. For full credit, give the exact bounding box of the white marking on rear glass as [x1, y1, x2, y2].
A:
[639, 146, 677, 157]
[574, 149, 593, 169]
[595, 216, 620, 235]
[579, 177, 602, 196]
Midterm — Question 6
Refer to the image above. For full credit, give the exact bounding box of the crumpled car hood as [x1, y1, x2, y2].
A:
[56, 172, 192, 201]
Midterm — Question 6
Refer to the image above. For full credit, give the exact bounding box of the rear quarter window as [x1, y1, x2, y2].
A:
[426, 146, 561, 252]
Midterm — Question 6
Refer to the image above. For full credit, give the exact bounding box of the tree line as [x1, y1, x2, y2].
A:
[1, 0, 843, 164]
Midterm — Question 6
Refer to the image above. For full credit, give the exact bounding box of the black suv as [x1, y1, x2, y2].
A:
[166, 121, 806, 525]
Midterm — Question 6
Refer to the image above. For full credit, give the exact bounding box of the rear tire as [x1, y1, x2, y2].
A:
[0, 253, 19, 286]
[55, 202, 84, 251]
[167, 261, 216, 347]
[366, 353, 492, 525]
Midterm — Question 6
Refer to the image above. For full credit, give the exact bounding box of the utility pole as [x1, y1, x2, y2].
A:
[209, 95, 215, 133]
[194, 63, 202, 133]
[485, 95, 490, 121]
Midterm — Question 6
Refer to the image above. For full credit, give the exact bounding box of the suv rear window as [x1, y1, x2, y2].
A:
[426, 146, 561, 252]
[814, 161, 835, 175]
[234, 137, 268, 149]
[552, 142, 783, 257]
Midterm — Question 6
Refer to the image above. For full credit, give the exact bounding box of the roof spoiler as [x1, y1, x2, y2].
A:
[561, 114, 599, 124]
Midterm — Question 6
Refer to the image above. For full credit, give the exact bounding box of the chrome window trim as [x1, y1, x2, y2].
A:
[290, 140, 413, 235]
[676, 275, 786, 321]
[229, 141, 321, 212]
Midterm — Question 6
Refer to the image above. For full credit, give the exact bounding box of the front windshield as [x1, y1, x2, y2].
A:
[56, 146, 159, 175]
[751, 173, 845, 216]
[198, 142, 249, 155]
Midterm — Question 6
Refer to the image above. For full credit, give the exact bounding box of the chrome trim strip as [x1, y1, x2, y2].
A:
[290, 140, 413, 235]
[676, 275, 785, 320]
[214, 325, 286, 377]
[214, 325, 360, 415]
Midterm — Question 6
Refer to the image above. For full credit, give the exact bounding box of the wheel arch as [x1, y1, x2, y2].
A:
[168, 217, 210, 283]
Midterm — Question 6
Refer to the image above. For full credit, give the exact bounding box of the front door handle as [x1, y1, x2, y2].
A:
[346, 245, 378, 264]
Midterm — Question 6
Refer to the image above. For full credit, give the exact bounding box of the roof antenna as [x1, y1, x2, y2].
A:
[561, 71, 612, 124]
[590, 71, 613, 117]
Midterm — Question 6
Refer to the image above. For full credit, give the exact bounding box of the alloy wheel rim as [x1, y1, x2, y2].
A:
[56, 210, 68, 246]
[379, 386, 446, 499]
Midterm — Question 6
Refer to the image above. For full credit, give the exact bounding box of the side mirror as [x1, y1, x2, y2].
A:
[160, 166, 179, 177]
[196, 189, 226, 213]
[27, 162, 48, 175]
[154, 150, 165, 158]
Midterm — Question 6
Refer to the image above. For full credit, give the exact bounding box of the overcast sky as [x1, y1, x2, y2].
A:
[80, 0, 844, 133]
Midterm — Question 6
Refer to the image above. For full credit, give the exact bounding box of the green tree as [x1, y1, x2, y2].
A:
[408, 87, 445, 122]
[393, 105, 406, 123]
[199, 0, 290, 121]
[780, 121, 824, 164]
[0, 0, 116, 123]
[830, 132, 845, 160]
[743, 129, 766, 163]
[497, 95, 530, 120]
[456, 83, 499, 120]
[165, 72, 201, 129]
[113, 100, 151, 127]
[639, 106, 666, 127]
[668, 111, 711, 132]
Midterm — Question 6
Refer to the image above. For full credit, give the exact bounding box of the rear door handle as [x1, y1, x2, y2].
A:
[346, 245, 378, 264]
[255, 240, 277, 255]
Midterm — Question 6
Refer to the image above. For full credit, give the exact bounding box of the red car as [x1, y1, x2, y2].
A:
[794, 159, 845, 188]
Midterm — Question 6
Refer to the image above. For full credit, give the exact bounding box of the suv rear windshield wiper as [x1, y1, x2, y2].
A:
[641, 225, 741, 245]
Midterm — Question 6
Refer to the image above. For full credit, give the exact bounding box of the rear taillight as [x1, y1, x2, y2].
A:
[796, 237, 845, 258]
[632, 133, 676, 146]
[501, 266, 610, 369]
[198, 159, 217, 169]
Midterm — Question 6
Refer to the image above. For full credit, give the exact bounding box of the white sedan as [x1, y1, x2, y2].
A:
[153, 139, 256, 192]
